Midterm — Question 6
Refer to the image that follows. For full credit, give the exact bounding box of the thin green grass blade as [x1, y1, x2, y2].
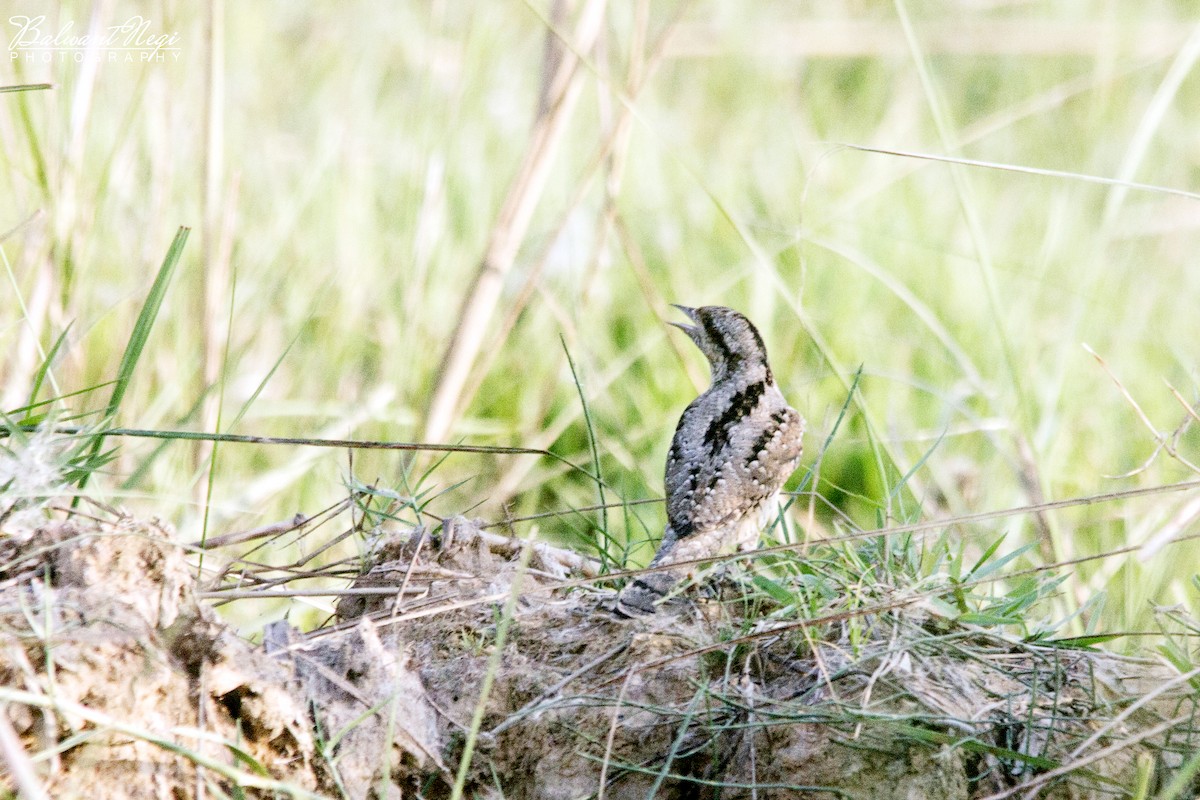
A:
[0, 410, 31, 451]
[104, 227, 191, 419]
[562, 335, 608, 539]
[1039, 633, 1124, 649]
[13, 83, 50, 197]
[967, 541, 1038, 583]
[816, 366, 864, 474]
[76, 226, 190, 491]
[887, 426, 946, 506]
[885, 721, 1059, 770]
[783, 364, 862, 517]
[225, 329, 300, 432]
[751, 574, 795, 605]
[0, 83, 53, 93]
[892, 0, 1027, 423]
[23, 322, 73, 420]
[121, 325, 297, 490]
[198, 270, 237, 563]
[843, 144, 1200, 204]
[645, 692, 704, 799]
[967, 534, 1008, 577]
[3, 382, 118, 422]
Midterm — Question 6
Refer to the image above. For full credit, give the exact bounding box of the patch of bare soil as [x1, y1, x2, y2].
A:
[0, 512, 1195, 799]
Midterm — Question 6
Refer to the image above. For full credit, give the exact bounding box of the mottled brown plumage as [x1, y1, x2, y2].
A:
[616, 305, 804, 615]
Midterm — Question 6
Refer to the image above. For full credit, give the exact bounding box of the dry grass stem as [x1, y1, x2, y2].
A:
[424, 0, 608, 443]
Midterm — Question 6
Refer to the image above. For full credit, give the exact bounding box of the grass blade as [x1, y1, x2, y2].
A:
[22, 323, 73, 423]
[76, 226, 190, 490]
[0, 83, 53, 94]
[562, 334, 608, 540]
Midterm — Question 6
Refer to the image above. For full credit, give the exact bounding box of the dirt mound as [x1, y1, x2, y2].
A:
[0, 512, 1195, 798]
[0, 517, 314, 798]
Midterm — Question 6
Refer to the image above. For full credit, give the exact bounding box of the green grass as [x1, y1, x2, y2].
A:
[3, 1, 1200, 641]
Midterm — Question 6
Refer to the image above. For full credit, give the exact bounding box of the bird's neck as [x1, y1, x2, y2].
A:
[710, 360, 773, 387]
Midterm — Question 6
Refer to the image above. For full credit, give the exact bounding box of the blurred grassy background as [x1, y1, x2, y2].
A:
[3, 0, 1200, 639]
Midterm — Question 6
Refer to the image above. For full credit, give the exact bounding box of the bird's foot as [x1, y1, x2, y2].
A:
[613, 572, 679, 617]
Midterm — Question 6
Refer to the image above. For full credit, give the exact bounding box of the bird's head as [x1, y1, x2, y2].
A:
[669, 305, 773, 383]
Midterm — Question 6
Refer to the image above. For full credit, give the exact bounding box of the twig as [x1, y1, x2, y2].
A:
[1167, 381, 1200, 426]
[189, 512, 309, 549]
[0, 704, 48, 800]
[390, 524, 431, 618]
[1085, 344, 1200, 474]
[478, 497, 662, 529]
[201, 587, 431, 600]
[0, 424, 563, 456]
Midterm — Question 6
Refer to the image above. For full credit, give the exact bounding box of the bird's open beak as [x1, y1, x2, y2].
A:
[668, 304, 700, 336]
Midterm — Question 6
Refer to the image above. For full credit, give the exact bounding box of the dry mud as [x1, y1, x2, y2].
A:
[0, 514, 1195, 799]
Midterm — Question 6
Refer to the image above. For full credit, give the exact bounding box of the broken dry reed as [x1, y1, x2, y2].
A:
[423, 0, 609, 444]
[456, 0, 672, 411]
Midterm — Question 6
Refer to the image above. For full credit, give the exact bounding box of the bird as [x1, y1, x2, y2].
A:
[616, 305, 804, 615]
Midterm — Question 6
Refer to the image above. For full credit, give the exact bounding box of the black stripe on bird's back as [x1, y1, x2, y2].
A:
[669, 514, 695, 538]
[669, 460, 700, 535]
[703, 380, 766, 456]
[748, 408, 794, 459]
[747, 408, 790, 461]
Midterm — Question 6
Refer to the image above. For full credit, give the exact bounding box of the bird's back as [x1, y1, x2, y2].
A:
[661, 378, 803, 558]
